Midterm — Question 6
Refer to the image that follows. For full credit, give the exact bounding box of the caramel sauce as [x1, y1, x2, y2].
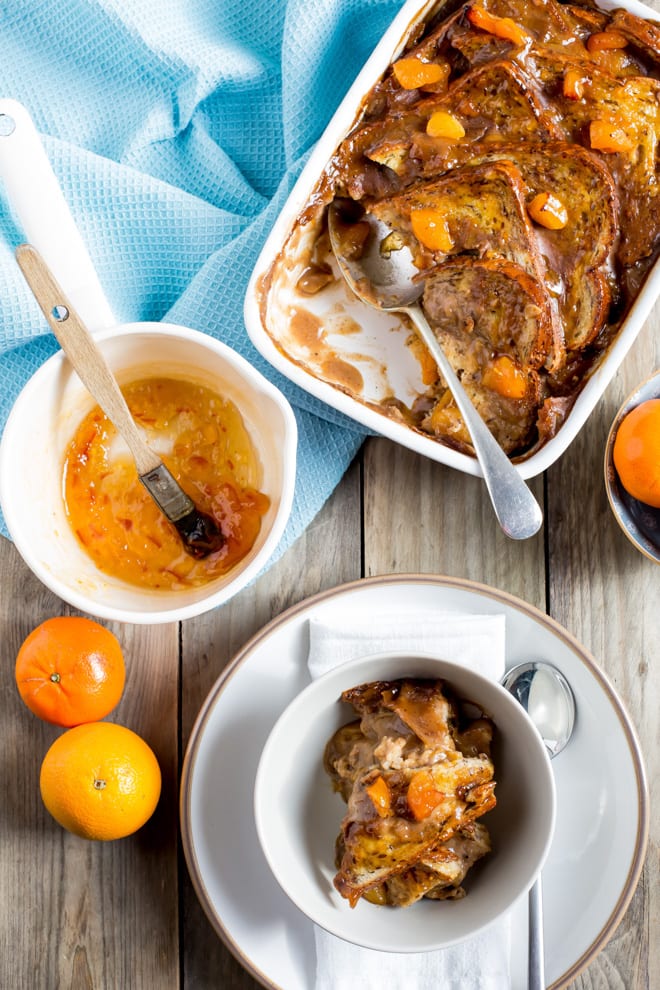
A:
[63, 377, 270, 590]
[320, 355, 365, 393]
[296, 263, 333, 294]
[288, 307, 324, 351]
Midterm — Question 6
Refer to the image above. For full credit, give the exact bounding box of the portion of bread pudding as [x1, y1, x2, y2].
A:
[324, 678, 496, 907]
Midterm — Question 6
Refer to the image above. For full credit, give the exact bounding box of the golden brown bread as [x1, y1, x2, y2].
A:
[420, 259, 545, 454]
[369, 160, 562, 366]
[369, 139, 618, 354]
[450, 142, 619, 350]
[333, 59, 562, 200]
[454, 142, 618, 267]
[370, 160, 548, 279]
[523, 50, 660, 266]
[448, 0, 659, 269]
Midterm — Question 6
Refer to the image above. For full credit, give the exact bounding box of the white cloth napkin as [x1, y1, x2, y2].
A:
[307, 610, 511, 990]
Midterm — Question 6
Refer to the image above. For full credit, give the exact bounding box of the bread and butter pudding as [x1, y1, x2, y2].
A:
[258, 0, 660, 460]
[324, 678, 496, 907]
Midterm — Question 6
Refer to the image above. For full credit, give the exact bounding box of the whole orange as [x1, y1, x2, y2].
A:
[39, 722, 162, 840]
[15, 616, 125, 726]
[613, 398, 660, 508]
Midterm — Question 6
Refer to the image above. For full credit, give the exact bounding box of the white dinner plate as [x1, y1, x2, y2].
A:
[180, 575, 649, 990]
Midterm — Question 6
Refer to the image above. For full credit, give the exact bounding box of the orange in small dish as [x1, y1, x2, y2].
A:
[612, 398, 660, 508]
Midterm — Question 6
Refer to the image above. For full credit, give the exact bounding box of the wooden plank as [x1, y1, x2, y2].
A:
[363, 436, 546, 607]
[0, 536, 180, 990]
[546, 309, 660, 990]
[180, 456, 362, 988]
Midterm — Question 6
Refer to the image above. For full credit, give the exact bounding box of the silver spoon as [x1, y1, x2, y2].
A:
[501, 661, 576, 990]
[16, 243, 226, 559]
[327, 199, 543, 541]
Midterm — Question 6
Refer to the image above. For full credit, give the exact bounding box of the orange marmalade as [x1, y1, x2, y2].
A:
[63, 377, 270, 590]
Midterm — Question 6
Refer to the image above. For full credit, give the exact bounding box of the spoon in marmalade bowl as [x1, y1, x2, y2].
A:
[328, 199, 543, 541]
[16, 243, 225, 560]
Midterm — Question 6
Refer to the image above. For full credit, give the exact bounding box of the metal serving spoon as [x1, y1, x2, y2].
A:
[502, 661, 576, 990]
[16, 243, 225, 559]
[327, 199, 543, 541]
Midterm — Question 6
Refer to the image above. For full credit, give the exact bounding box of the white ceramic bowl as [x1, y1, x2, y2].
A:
[0, 323, 298, 624]
[604, 369, 660, 564]
[0, 99, 298, 624]
[254, 651, 556, 953]
[244, 0, 660, 481]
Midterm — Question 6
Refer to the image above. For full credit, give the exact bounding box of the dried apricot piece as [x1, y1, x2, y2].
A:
[365, 775, 392, 817]
[467, 5, 531, 47]
[426, 110, 466, 140]
[392, 57, 447, 90]
[587, 30, 628, 52]
[563, 68, 588, 100]
[527, 192, 569, 230]
[482, 356, 528, 399]
[410, 207, 454, 252]
[407, 770, 445, 821]
[589, 119, 635, 153]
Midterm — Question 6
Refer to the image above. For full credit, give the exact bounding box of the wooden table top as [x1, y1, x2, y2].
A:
[1, 293, 658, 989]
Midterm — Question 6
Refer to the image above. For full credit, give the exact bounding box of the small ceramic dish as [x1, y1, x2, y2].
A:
[0, 99, 298, 623]
[0, 324, 298, 623]
[253, 650, 556, 953]
[604, 370, 660, 564]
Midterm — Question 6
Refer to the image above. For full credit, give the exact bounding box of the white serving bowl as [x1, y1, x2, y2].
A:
[0, 323, 297, 624]
[254, 651, 556, 953]
[244, 0, 660, 481]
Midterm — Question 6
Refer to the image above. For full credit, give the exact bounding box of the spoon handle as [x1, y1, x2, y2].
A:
[528, 876, 545, 990]
[15, 243, 226, 556]
[404, 304, 543, 540]
[0, 99, 115, 333]
[16, 243, 160, 477]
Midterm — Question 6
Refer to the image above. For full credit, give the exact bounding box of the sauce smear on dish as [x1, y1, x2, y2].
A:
[63, 376, 269, 589]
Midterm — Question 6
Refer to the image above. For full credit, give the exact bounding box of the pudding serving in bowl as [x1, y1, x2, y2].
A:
[254, 651, 556, 952]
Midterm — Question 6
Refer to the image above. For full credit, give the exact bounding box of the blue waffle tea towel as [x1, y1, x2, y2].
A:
[0, 0, 404, 551]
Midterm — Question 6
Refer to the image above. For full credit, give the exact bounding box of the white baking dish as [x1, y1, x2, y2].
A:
[245, 0, 660, 479]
